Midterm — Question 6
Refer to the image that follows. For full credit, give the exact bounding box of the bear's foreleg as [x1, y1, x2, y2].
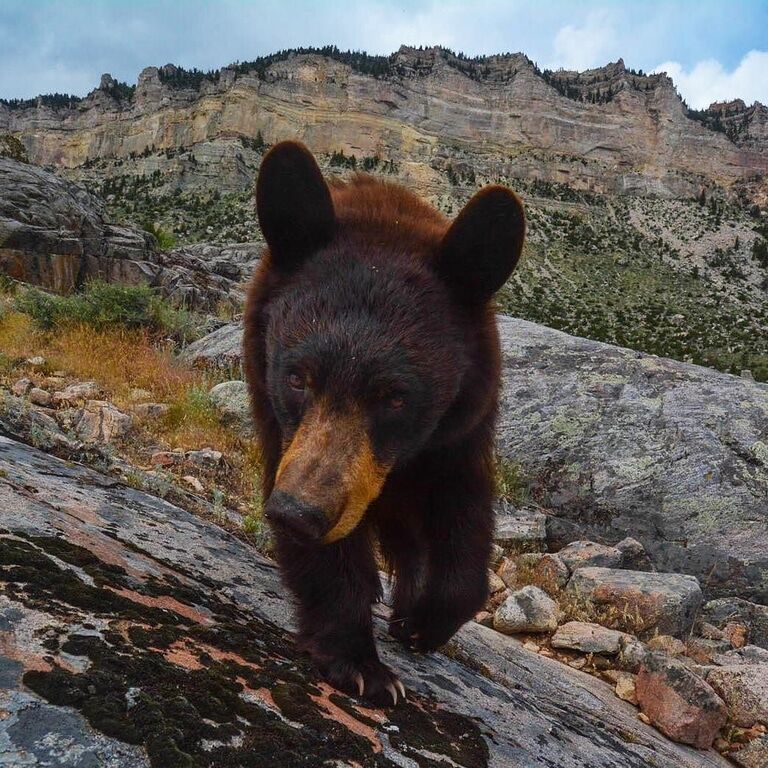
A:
[401, 445, 493, 652]
[273, 524, 405, 705]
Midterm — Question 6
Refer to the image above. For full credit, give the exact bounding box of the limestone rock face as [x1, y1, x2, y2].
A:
[3, 48, 767, 202]
[0, 435, 731, 768]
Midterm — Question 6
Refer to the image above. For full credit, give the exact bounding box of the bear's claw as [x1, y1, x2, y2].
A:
[320, 657, 406, 707]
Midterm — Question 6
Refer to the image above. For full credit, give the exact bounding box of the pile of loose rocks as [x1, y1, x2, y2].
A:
[480, 504, 768, 763]
[1, 367, 236, 518]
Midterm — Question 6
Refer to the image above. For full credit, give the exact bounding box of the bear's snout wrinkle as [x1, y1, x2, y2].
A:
[271, 399, 390, 544]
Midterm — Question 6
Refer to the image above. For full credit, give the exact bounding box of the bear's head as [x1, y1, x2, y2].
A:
[256, 142, 525, 544]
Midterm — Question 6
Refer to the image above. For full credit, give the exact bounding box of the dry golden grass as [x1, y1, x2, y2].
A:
[0, 308, 263, 518]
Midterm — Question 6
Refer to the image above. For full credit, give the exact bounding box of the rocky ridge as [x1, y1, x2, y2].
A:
[1, 46, 767, 203]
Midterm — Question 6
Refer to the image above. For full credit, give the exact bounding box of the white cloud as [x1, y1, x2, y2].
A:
[652, 50, 768, 109]
[550, 11, 616, 71]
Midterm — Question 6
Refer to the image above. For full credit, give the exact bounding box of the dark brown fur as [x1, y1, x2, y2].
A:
[244, 142, 524, 705]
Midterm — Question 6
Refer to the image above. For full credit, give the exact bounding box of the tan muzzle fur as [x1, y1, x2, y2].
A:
[274, 400, 389, 543]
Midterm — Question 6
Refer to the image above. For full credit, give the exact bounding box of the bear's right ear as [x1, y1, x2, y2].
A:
[256, 141, 335, 272]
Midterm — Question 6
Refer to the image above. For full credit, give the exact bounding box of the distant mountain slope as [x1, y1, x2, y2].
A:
[1, 46, 767, 203]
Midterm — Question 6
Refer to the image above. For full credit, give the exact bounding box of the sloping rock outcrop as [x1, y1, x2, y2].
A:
[0, 434, 730, 767]
[0, 157, 155, 294]
[0, 157, 259, 310]
[181, 316, 768, 603]
[495, 316, 768, 604]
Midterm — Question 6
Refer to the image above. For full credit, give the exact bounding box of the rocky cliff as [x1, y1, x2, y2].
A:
[1, 46, 767, 202]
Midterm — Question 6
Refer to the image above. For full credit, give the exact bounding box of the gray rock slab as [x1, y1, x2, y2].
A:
[495, 315, 768, 603]
[0, 435, 730, 768]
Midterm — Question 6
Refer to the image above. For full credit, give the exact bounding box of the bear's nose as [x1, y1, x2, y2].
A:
[264, 490, 330, 541]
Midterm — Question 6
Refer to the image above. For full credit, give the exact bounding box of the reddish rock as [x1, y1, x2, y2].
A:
[636, 653, 727, 749]
[517, 552, 570, 592]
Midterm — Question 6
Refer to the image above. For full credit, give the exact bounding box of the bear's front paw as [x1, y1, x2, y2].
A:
[319, 656, 406, 707]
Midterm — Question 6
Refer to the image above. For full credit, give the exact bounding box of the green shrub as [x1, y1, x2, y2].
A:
[14, 281, 199, 341]
[143, 222, 177, 251]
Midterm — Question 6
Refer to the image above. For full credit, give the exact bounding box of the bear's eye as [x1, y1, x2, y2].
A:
[287, 372, 307, 391]
[387, 394, 405, 411]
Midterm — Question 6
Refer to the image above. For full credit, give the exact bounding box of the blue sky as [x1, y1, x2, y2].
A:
[1, 1, 767, 108]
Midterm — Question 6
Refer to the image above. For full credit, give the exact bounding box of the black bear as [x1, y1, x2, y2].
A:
[244, 141, 525, 706]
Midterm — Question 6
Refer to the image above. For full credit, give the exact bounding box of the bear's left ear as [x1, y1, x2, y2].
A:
[256, 141, 335, 272]
[434, 185, 525, 305]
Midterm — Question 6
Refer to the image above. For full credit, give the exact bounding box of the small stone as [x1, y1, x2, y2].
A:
[637, 712, 651, 725]
[129, 388, 153, 402]
[551, 622, 630, 655]
[74, 401, 132, 443]
[517, 553, 570, 592]
[493, 585, 560, 635]
[699, 622, 727, 641]
[567, 567, 702, 637]
[186, 448, 224, 469]
[11, 378, 32, 397]
[497, 557, 518, 588]
[151, 451, 184, 467]
[615, 673, 638, 704]
[647, 635, 686, 656]
[732, 735, 768, 768]
[28, 388, 52, 406]
[493, 501, 547, 553]
[209, 380, 252, 432]
[714, 646, 768, 666]
[636, 652, 727, 749]
[488, 543, 505, 570]
[522, 641, 540, 653]
[707, 665, 768, 728]
[474, 611, 494, 628]
[25, 356, 46, 368]
[615, 537, 651, 570]
[557, 540, 623, 570]
[619, 637, 650, 672]
[134, 403, 170, 420]
[686, 637, 731, 664]
[182, 475, 205, 493]
[488, 570, 506, 594]
[52, 381, 100, 407]
[568, 657, 587, 669]
[725, 622, 749, 649]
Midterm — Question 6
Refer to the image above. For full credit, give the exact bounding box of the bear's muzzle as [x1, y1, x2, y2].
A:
[268, 400, 390, 543]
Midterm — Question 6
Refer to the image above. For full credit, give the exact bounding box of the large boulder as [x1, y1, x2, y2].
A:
[496, 316, 768, 603]
[185, 315, 768, 603]
[0, 435, 730, 768]
[0, 157, 155, 293]
[0, 157, 261, 311]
